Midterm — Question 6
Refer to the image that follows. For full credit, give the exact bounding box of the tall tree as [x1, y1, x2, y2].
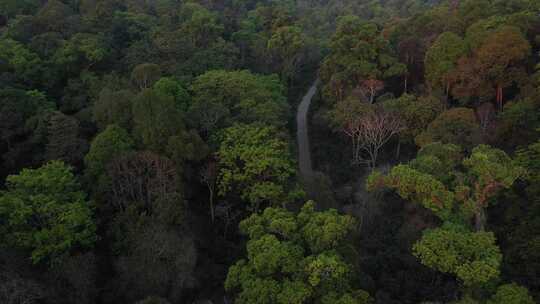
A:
[474, 26, 531, 110]
[320, 15, 406, 102]
[45, 111, 87, 166]
[424, 32, 467, 97]
[267, 25, 306, 84]
[132, 88, 185, 153]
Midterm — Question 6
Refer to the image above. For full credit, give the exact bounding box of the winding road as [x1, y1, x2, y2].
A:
[297, 79, 319, 183]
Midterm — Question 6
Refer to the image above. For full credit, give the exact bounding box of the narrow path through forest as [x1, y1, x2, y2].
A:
[297, 79, 319, 183]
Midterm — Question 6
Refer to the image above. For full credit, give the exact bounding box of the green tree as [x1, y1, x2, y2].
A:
[0, 38, 42, 83]
[413, 223, 502, 287]
[368, 143, 523, 228]
[54, 33, 109, 71]
[382, 94, 444, 152]
[424, 32, 467, 97]
[93, 88, 135, 131]
[267, 26, 306, 83]
[153, 77, 191, 112]
[132, 88, 185, 153]
[320, 15, 406, 101]
[217, 124, 296, 210]
[488, 283, 535, 304]
[190, 70, 289, 130]
[415, 108, 481, 150]
[180, 3, 224, 48]
[84, 124, 134, 190]
[225, 202, 371, 304]
[0, 161, 96, 264]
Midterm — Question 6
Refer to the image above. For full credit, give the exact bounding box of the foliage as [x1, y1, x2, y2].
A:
[487, 283, 535, 304]
[217, 124, 296, 210]
[190, 70, 289, 130]
[415, 108, 480, 150]
[0, 161, 96, 264]
[225, 202, 371, 304]
[132, 88, 185, 153]
[413, 223, 502, 287]
[84, 124, 134, 185]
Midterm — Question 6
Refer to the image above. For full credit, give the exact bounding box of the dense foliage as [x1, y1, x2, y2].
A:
[1, 0, 539, 303]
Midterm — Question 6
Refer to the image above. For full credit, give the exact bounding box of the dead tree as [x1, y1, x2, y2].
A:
[476, 102, 496, 134]
[343, 108, 405, 170]
[107, 151, 180, 216]
[200, 159, 218, 223]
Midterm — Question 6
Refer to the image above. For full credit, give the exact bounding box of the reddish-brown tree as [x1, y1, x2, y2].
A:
[359, 79, 384, 104]
[475, 27, 531, 110]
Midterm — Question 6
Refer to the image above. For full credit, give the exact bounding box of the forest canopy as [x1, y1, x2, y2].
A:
[0, 0, 540, 304]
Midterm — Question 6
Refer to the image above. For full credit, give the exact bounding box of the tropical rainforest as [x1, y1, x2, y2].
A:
[0, 0, 539, 303]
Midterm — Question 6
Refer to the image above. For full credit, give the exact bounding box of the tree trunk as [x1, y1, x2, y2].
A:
[395, 140, 401, 160]
[497, 85, 504, 111]
[209, 187, 215, 223]
[474, 208, 486, 231]
[404, 75, 408, 94]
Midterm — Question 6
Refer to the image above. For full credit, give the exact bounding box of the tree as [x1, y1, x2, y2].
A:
[382, 94, 444, 153]
[45, 111, 87, 166]
[84, 125, 134, 190]
[180, 3, 223, 48]
[0, 89, 54, 170]
[476, 102, 496, 134]
[34, 0, 74, 34]
[413, 223, 502, 287]
[450, 26, 530, 109]
[190, 70, 289, 130]
[330, 102, 404, 169]
[368, 143, 523, 229]
[267, 26, 306, 83]
[54, 33, 109, 72]
[424, 32, 467, 97]
[462, 145, 524, 230]
[153, 77, 191, 112]
[415, 108, 481, 150]
[0, 161, 96, 264]
[107, 152, 182, 224]
[92, 88, 135, 131]
[474, 26, 531, 110]
[488, 284, 535, 304]
[217, 124, 296, 211]
[200, 159, 218, 223]
[131, 63, 161, 90]
[132, 88, 185, 153]
[114, 221, 196, 303]
[368, 144, 524, 300]
[359, 79, 384, 104]
[225, 202, 371, 304]
[0, 38, 42, 83]
[320, 15, 405, 102]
